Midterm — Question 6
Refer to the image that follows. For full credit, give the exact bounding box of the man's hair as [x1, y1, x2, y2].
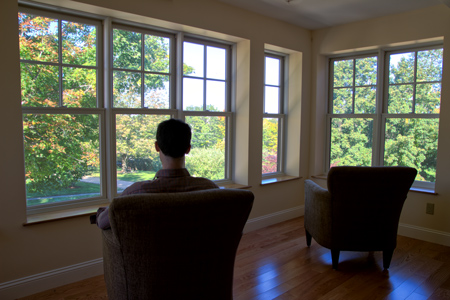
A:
[156, 118, 192, 158]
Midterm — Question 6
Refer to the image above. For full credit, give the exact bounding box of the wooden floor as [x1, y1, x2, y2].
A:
[19, 217, 450, 300]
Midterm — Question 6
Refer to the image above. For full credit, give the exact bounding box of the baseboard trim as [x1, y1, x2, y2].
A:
[0, 258, 103, 300]
[398, 223, 450, 247]
[243, 205, 304, 233]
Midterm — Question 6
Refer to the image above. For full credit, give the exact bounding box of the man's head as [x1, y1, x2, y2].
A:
[156, 118, 191, 158]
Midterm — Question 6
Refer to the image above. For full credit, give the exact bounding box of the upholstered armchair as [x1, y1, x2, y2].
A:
[304, 166, 417, 270]
[101, 188, 253, 300]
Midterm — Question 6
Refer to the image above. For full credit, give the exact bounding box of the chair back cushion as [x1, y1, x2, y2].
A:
[326, 166, 417, 250]
[102, 188, 254, 300]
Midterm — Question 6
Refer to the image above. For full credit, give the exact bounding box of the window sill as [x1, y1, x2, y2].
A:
[24, 205, 100, 226]
[261, 175, 301, 186]
[310, 174, 438, 195]
[219, 183, 252, 189]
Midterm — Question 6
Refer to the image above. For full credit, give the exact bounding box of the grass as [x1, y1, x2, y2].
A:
[26, 170, 157, 206]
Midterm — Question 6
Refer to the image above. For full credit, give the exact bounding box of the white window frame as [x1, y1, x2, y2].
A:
[326, 44, 443, 191]
[19, 4, 235, 215]
[262, 52, 287, 178]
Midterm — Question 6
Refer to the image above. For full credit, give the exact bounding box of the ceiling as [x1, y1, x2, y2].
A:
[218, 0, 449, 30]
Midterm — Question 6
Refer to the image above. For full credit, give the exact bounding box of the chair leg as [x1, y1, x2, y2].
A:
[331, 250, 340, 270]
[305, 229, 312, 247]
[383, 249, 394, 270]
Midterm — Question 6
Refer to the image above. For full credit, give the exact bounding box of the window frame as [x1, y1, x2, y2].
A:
[19, 4, 236, 215]
[262, 52, 287, 178]
[326, 44, 444, 191]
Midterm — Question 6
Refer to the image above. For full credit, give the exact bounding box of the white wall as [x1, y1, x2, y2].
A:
[0, 0, 310, 297]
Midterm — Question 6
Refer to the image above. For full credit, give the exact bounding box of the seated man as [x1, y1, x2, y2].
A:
[95, 118, 219, 229]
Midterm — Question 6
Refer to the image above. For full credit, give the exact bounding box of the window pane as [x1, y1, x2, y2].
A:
[183, 42, 204, 77]
[144, 74, 170, 109]
[333, 59, 353, 87]
[330, 118, 373, 167]
[262, 118, 279, 174]
[206, 80, 225, 112]
[113, 71, 141, 108]
[185, 116, 226, 180]
[207, 46, 226, 80]
[355, 87, 376, 114]
[355, 57, 377, 86]
[417, 49, 443, 82]
[415, 83, 441, 114]
[389, 52, 414, 84]
[24, 114, 100, 206]
[144, 35, 170, 73]
[63, 67, 97, 108]
[21, 63, 59, 107]
[333, 88, 353, 114]
[183, 78, 203, 110]
[265, 57, 280, 86]
[264, 86, 280, 114]
[388, 84, 413, 114]
[62, 20, 97, 66]
[116, 114, 170, 193]
[384, 118, 438, 182]
[18, 13, 58, 63]
[113, 29, 141, 70]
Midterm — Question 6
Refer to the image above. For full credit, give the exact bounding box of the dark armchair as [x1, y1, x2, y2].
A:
[304, 166, 417, 270]
[102, 188, 254, 300]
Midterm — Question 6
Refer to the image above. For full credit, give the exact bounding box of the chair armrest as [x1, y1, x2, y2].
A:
[304, 180, 332, 248]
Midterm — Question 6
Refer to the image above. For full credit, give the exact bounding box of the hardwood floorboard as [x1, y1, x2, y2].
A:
[18, 217, 450, 300]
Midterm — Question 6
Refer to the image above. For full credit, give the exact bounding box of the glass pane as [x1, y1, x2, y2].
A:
[262, 118, 279, 174]
[415, 83, 441, 114]
[183, 42, 204, 77]
[265, 86, 280, 114]
[144, 74, 170, 109]
[144, 35, 170, 73]
[355, 57, 377, 86]
[330, 118, 373, 167]
[206, 80, 225, 112]
[23, 114, 100, 206]
[185, 116, 226, 180]
[183, 78, 203, 110]
[21, 63, 59, 107]
[417, 49, 443, 82]
[333, 59, 353, 87]
[388, 84, 413, 114]
[207, 46, 226, 80]
[113, 71, 141, 108]
[116, 114, 170, 193]
[333, 88, 353, 114]
[389, 52, 414, 84]
[63, 67, 96, 108]
[62, 20, 96, 66]
[384, 118, 439, 182]
[113, 29, 141, 70]
[18, 13, 58, 63]
[355, 86, 376, 114]
[265, 57, 280, 86]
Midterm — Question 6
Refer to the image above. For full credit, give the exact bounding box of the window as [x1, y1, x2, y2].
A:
[19, 9, 103, 210]
[183, 39, 231, 181]
[328, 46, 444, 189]
[262, 54, 285, 175]
[19, 6, 234, 213]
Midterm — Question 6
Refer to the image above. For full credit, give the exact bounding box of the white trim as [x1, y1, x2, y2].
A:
[0, 258, 103, 300]
[398, 223, 450, 247]
[243, 205, 304, 233]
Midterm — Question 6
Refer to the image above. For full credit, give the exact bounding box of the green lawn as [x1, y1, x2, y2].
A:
[26, 170, 157, 206]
